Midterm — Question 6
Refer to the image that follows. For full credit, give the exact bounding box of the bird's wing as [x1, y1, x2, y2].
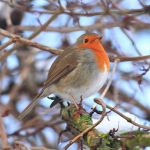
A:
[43, 47, 78, 87]
[18, 47, 78, 120]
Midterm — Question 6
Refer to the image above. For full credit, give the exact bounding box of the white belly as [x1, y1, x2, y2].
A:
[48, 64, 108, 102]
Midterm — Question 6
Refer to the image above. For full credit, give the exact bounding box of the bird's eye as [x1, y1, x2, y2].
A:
[84, 39, 88, 43]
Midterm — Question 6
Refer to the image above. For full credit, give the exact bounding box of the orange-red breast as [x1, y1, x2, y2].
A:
[19, 33, 110, 120]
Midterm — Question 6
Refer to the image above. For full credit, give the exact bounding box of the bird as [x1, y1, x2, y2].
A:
[18, 33, 110, 120]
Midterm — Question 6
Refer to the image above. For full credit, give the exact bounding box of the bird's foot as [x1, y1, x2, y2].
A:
[47, 96, 63, 108]
[89, 107, 103, 117]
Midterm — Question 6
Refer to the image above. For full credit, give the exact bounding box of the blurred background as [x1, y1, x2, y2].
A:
[0, 0, 150, 149]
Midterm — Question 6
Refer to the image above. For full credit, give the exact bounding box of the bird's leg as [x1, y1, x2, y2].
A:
[69, 93, 79, 109]
[89, 107, 103, 117]
[48, 96, 63, 108]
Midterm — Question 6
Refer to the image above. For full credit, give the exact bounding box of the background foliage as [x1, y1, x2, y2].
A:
[0, 0, 150, 149]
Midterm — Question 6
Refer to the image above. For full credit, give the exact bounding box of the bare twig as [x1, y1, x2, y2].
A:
[0, 28, 63, 56]
[1, 28, 150, 62]
[47, 0, 59, 8]
[109, 55, 150, 62]
[0, 115, 10, 149]
[1, 0, 25, 9]
[1, 107, 11, 117]
[1, 0, 147, 17]
[27, 8, 146, 16]
[103, 104, 150, 130]
[5, 3, 12, 26]
[0, 35, 4, 41]
[0, 39, 13, 51]
[9, 62, 32, 102]
[16, 107, 55, 133]
[10, 22, 150, 33]
[0, 7, 63, 60]
[15, 141, 31, 150]
[122, 117, 136, 149]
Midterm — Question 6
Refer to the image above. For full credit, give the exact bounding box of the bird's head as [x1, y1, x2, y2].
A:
[75, 33, 109, 72]
[74, 33, 103, 50]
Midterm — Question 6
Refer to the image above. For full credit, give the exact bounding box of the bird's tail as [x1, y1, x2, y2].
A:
[18, 96, 42, 120]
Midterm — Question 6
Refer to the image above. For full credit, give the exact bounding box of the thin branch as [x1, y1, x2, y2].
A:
[28, 7, 65, 40]
[1, 0, 148, 17]
[122, 29, 143, 56]
[122, 117, 136, 149]
[15, 107, 55, 133]
[10, 22, 150, 33]
[0, 28, 63, 55]
[0, 35, 4, 41]
[0, 115, 11, 149]
[101, 59, 119, 99]
[0, 7, 64, 61]
[27, 9, 146, 16]
[109, 8, 144, 58]
[8, 62, 32, 102]
[5, 3, 12, 26]
[1, 27, 150, 63]
[100, 103, 150, 130]
[0, 0, 25, 10]
[0, 39, 13, 51]
[10, 22, 124, 32]
[15, 141, 31, 150]
[46, 0, 59, 8]
[109, 55, 150, 62]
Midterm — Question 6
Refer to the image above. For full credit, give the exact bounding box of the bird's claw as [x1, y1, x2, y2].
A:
[90, 107, 103, 117]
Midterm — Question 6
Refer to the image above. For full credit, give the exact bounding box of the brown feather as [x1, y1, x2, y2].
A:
[43, 47, 78, 87]
[18, 33, 102, 120]
[18, 47, 78, 120]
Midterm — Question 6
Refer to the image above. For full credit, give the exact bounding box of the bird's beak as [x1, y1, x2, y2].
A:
[95, 36, 103, 41]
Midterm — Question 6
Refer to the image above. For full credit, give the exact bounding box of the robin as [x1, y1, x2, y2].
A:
[19, 33, 110, 120]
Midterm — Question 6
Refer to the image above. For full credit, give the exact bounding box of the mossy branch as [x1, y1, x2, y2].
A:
[60, 103, 112, 150]
[60, 103, 150, 150]
[120, 131, 150, 148]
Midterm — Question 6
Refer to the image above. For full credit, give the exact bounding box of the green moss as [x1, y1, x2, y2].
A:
[127, 118, 132, 122]
[68, 107, 77, 115]
[77, 114, 92, 124]
[90, 141, 112, 150]
[61, 104, 150, 149]
[68, 108, 93, 131]
[121, 131, 150, 148]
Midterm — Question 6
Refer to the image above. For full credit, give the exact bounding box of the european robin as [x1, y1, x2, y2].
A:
[19, 33, 110, 120]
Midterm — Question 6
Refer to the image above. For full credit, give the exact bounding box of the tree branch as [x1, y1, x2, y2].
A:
[94, 101, 150, 130]
[0, 28, 63, 54]
[0, 115, 11, 149]
[0, 7, 63, 60]
[1, 27, 150, 64]
[63, 99, 106, 150]
[109, 55, 150, 62]
[10, 22, 150, 33]
[0, 39, 13, 51]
